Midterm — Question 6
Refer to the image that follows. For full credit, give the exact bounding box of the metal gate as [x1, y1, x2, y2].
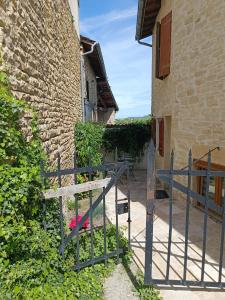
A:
[40, 153, 131, 270]
[144, 140, 225, 288]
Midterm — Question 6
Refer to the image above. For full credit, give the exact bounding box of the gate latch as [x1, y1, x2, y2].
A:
[117, 202, 129, 215]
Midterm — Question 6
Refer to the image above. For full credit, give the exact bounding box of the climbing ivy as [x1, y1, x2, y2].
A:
[0, 69, 45, 261]
[74, 122, 105, 166]
[0, 72, 43, 167]
[0, 68, 128, 299]
[74, 118, 152, 164]
[0, 69, 48, 294]
[103, 118, 151, 159]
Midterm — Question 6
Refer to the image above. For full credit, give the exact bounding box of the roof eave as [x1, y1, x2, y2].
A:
[81, 36, 107, 80]
[135, 0, 161, 40]
[95, 44, 107, 80]
[135, 0, 145, 40]
[97, 80, 119, 112]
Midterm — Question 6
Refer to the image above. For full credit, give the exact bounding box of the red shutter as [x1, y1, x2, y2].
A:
[159, 118, 164, 157]
[159, 11, 172, 78]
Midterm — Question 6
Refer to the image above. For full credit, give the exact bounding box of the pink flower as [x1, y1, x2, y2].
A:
[69, 215, 89, 230]
[83, 218, 89, 229]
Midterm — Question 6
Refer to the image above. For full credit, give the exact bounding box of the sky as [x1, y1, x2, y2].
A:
[79, 0, 152, 119]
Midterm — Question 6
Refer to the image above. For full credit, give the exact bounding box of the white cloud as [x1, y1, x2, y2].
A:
[80, 6, 137, 33]
[80, 5, 152, 119]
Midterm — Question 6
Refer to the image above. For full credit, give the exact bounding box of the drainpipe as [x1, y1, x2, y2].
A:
[82, 41, 98, 56]
[80, 42, 98, 122]
[137, 40, 152, 47]
[80, 57, 85, 122]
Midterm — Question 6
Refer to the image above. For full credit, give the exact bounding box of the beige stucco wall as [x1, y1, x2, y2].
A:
[83, 55, 98, 121]
[98, 108, 116, 125]
[83, 56, 98, 104]
[69, 0, 80, 35]
[0, 0, 82, 169]
[152, 0, 225, 172]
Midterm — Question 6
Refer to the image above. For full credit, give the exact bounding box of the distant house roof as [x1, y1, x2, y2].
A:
[80, 35, 107, 79]
[81, 35, 119, 111]
[136, 0, 161, 40]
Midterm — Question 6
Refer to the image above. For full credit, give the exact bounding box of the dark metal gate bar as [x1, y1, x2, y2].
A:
[40, 153, 131, 271]
[144, 140, 225, 288]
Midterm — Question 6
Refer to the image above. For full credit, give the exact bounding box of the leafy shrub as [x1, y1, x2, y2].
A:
[0, 223, 125, 300]
[70, 225, 129, 263]
[74, 118, 151, 163]
[67, 199, 81, 211]
[103, 118, 151, 159]
[0, 70, 45, 269]
[74, 122, 105, 167]
[0, 70, 129, 299]
[0, 72, 43, 167]
[115, 116, 151, 125]
[134, 271, 162, 300]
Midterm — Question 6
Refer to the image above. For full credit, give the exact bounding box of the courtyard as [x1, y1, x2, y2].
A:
[106, 170, 225, 300]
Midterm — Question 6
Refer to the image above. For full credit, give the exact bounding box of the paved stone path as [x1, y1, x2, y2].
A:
[104, 264, 139, 300]
[105, 170, 225, 300]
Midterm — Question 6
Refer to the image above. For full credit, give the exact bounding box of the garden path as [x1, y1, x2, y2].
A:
[103, 264, 139, 300]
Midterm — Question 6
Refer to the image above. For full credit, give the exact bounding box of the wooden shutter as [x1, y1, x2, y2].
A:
[159, 118, 164, 157]
[216, 177, 222, 206]
[159, 11, 172, 78]
[155, 22, 161, 79]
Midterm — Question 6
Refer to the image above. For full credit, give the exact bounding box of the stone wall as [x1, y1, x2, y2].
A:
[0, 0, 82, 169]
[152, 0, 225, 173]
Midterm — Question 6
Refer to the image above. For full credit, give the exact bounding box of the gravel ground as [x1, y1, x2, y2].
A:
[103, 264, 139, 300]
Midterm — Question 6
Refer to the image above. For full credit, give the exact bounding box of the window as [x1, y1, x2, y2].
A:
[86, 81, 89, 100]
[155, 11, 172, 79]
[196, 160, 225, 208]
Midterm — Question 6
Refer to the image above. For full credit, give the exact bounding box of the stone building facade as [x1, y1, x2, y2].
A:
[81, 35, 118, 124]
[82, 54, 98, 122]
[0, 0, 82, 168]
[136, 0, 225, 205]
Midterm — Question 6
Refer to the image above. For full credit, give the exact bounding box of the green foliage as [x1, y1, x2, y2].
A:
[66, 199, 81, 211]
[0, 71, 128, 299]
[74, 122, 105, 167]
[70, 225, 129, 263]
[0, 73, 43, 166]
[0, 224, 124, 300]
[0, 70, 45, 269]
[115, 115, 151, 125]
[103, 117, 151, 159]
[74, 118, 151, 164]
[134, 271, 162, 300]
